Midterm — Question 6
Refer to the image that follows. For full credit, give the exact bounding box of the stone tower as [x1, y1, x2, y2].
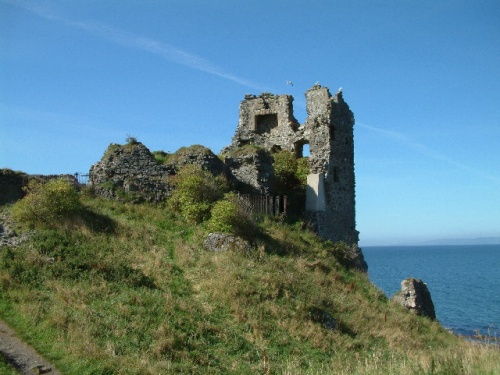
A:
[224, 84, 359, 246]
[302, 86, 358, 245]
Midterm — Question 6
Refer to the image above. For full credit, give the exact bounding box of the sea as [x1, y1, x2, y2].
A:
[362, 244, 500, 340]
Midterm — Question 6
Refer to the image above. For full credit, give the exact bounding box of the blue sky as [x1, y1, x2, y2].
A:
[1, 0, 499, 246]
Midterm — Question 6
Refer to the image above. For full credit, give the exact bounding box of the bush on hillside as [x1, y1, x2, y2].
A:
[12, 179, 83, 228]
[168, 165, 228, 223]
[207, 192, 257, 239]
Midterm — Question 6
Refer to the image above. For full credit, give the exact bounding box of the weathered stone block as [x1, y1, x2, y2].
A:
[391, 278, 436, 320]
[204, 233, 251, 253]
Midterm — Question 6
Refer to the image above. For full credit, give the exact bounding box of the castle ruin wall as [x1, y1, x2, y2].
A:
[225, 85, 359, 245]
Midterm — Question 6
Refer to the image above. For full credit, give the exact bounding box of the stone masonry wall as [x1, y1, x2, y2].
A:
[227, 93, 301, 153]
[304, 87, 358, 245]
[0, 169, 79, 205]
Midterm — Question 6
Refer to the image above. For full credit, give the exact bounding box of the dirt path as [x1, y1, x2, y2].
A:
[0, 320, 61, 375]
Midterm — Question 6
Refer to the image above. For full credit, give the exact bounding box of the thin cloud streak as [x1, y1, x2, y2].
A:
[0, 103, 122, 139]
[5, 0, 267, 91]
[357, 122, 500, 184]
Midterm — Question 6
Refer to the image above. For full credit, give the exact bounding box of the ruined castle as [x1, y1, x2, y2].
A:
[224, 84, 358, 245]
[89, 84, 359, 246]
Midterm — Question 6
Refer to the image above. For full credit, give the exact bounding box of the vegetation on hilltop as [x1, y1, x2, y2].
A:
[154, 145, 215, 167]
[0, 179, 498, 374]
[219, 144, 264, 158]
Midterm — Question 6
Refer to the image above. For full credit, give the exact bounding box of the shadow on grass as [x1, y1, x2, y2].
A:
[253, 228, 312, 258]
[79, 208, 117, 234]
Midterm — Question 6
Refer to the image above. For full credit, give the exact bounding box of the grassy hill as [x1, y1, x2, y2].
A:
[1, 189, 498, 374]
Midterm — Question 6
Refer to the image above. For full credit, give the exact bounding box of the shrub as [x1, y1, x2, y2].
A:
[168, 165, 228, 223]
[12, 179, 83, 228]
[272, 151, 309, 195]
[207, 192, 256, 238]
[295, 157, 309, 186]
[125, 135, 139, 144]
[152, 150, 170, 165]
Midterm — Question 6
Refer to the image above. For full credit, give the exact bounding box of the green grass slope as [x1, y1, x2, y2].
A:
[1, 196, 498, 374]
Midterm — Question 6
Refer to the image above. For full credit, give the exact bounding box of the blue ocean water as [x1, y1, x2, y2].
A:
[363, 245, 500, 339]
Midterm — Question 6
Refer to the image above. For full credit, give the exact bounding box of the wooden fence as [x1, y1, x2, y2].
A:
[239, 194, 288, 217]
[70, 174, 287, 217]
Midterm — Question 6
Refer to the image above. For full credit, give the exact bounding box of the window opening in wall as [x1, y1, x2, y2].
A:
[294, 141, 310, 158]
[255, 114, 278, 134]
[303, 143, 310, 157]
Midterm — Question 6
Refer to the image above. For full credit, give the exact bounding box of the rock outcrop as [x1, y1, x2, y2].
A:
[89, 143, 232, 203]
[342, 244, 368, 273]
[89, 142, 173, 202]
[0, 210, 34, 247]
[164, 145, 229, 177]
[204, 233, 251, 253]
[391, 278, 436, 320]
[309, 306, 336, 331]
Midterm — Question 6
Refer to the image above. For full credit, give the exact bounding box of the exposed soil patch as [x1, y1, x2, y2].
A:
[0, 320, 61, 375]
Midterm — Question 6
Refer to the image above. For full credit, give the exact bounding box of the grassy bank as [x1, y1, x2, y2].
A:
[1, 195, 498, 374]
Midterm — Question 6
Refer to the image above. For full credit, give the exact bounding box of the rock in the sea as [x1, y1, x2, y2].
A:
[204, 233, 251, 253]
[391, 278, 436, 320]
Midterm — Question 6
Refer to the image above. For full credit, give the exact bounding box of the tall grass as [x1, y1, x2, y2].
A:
[0, 353, 18, 375]
[1, 196, 498, 374]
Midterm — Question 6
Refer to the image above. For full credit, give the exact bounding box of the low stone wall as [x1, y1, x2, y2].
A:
[0, 169, 78, 205]
[0, 169, 27, 205]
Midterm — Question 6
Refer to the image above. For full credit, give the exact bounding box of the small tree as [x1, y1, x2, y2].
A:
[168, 165, 228, 223]
[272, 151, 309, 195]
[125, 135, 139, 144]
[12, 179, 83, 228]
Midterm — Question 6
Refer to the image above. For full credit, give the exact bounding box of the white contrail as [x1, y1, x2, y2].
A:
[3, 0, 267, 91]
[357, 122, 500, 184]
